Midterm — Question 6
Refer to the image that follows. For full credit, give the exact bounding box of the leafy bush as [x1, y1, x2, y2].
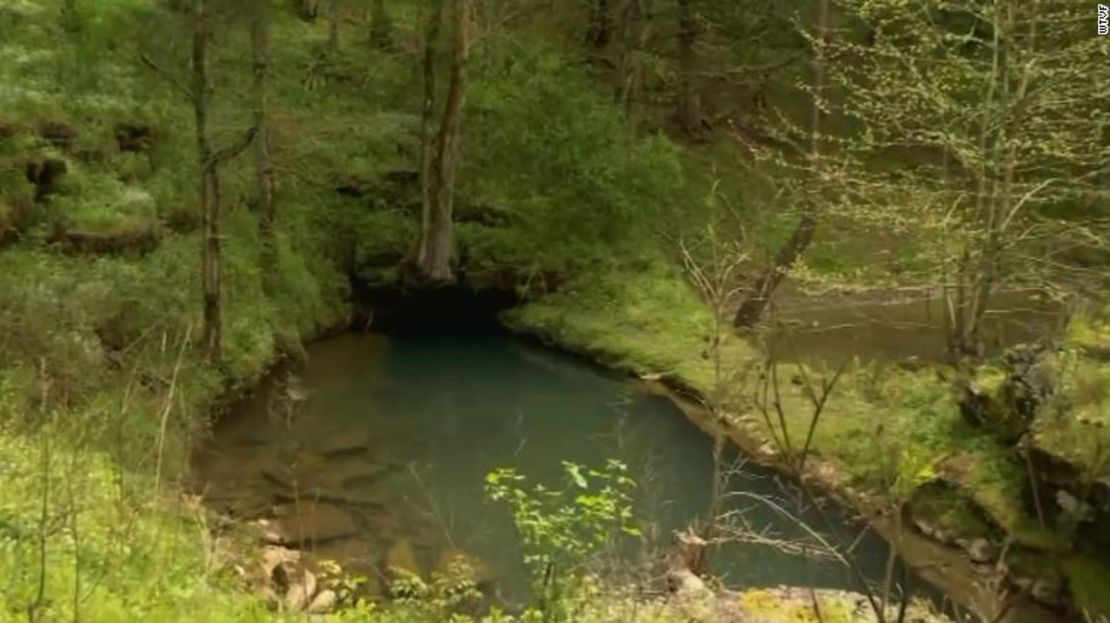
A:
[465, 39, 683, 276]
[486, 459, 640, 622]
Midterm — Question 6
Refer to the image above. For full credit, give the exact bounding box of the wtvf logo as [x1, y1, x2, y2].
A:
[1100, 4, 1109, 36]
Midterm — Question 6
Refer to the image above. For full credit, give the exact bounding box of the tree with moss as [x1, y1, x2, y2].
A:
[417, 0, 472, 283]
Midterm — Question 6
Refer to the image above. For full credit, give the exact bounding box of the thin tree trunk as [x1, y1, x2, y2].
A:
[252, 3, 275, 242]
[418, 0, 442, 275]
[295, 0, 319, 21]
[192, 0, 222, 359]
[61, 0, 79, 32]
[733, 0, 828, 328]
[616, 0, 652, 114]
[252, 0, 277, 299]
[327, 0, 339, 51]
[370, 0, 392, 48]
[586, 0, 612, 48]
[952, 0, 1015, 362]
[418, 0, 469, 283]
[676, 0, 704, 136]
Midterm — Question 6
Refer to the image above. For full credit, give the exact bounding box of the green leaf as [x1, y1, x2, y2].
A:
[564, 461, 588, 488]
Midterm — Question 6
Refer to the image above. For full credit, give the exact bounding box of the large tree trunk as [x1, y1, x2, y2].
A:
[417, 0, 469, 283]
[676, 0, 704, 137]
[193, 0, 221, 358]
[733, 0, 828, 328]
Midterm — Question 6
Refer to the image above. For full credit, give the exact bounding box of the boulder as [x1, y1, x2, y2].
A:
[307, 589, 338, 614]
[284, 569, 318, 611]
[261, 545, 301, 585]
[967, 538, 997, 564]
[1000, 343, 1056, 421]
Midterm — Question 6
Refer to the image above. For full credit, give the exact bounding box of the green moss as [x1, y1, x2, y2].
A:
[1035, 350, 1110, 479]
[505, 258, 753, 391]
[1065, 312, 1110, 353]
[736, 589, 862, 623]
[911, 483, 997, 539]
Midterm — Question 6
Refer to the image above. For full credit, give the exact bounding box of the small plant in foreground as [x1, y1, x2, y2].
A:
[485, 459, 640, 622]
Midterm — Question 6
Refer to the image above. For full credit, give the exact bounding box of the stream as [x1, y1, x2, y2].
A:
[197, 332, 939, 605]
[192, 290, 1066, 619]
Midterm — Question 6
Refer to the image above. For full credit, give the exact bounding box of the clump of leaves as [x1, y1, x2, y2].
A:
[485, 459, 640, 613]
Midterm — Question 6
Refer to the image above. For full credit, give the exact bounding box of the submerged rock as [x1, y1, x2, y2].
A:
[386, 538, 421, 577]
[318, 431, 373, 458]
[261, 502, 361, 547]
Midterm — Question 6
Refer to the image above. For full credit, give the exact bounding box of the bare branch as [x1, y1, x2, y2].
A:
[205, 126, 259, 172]
[139, 53, 194, 103]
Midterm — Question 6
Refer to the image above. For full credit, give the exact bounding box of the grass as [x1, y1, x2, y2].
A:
[504, 257, 755, 391]
[0, 423, 279, 623]
[1034, 344, 1110, 479]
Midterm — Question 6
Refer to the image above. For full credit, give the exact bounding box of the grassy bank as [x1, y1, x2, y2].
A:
[506, 265, 1110, 618]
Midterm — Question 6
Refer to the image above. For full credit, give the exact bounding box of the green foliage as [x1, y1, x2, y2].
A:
[485, 459, 639, 576]
[1063, 556, 1110, 619]
[0, 427, 279, 623]
[466, 39, 683, 276]
[1036, 349, 1110, 479]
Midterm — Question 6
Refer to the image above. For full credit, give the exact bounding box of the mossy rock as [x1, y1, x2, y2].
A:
[907, 480, 999, 544]
[961, 351, 1055, 445]
[959, 366, 1007, 423]
[1033, 351, 1110, 477]
[1065, 312, 1110, 358]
